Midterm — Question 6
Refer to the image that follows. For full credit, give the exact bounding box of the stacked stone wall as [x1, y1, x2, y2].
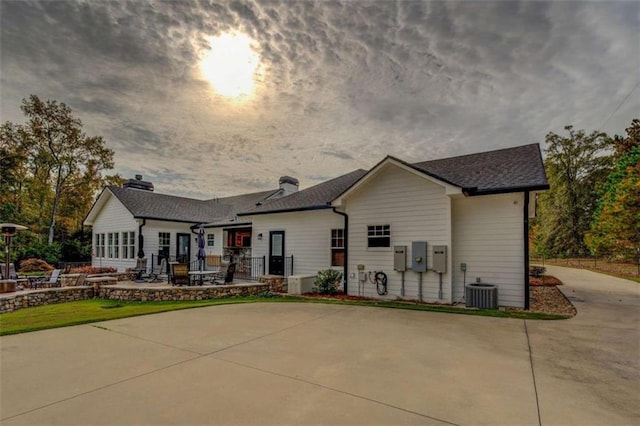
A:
[99, 283, 269, 301]
[1, 287, 94, 313]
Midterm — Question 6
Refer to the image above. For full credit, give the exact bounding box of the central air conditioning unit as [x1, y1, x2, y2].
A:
[465, 284, 498, 309]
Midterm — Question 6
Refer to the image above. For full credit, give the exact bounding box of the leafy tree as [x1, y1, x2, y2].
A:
[1, 95, 115, 245]
[587, 119, 640, 258]
[535, 126, 613, 256]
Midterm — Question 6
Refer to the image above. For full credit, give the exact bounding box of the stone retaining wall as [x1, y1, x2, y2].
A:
[0, 282, 274, 313]
[1, 287, 94, 313]
[259, 275, 287, 292]
[99, 283, 270, 302]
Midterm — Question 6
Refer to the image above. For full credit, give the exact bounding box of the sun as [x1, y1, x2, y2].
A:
[200, 32, 260, 98]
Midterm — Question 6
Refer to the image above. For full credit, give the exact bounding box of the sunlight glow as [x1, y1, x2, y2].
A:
[200, 32, 260, 98]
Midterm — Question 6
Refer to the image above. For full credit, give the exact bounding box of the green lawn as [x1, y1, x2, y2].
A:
[0, 296, 570, 336]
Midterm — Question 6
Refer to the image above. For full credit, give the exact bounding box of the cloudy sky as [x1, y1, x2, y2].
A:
[1, 1, 638, 199]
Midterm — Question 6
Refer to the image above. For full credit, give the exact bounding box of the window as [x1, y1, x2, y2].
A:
[122, 231, 135, 259]
[207, 234, 215, 247]
[367, 225, 390, 248]
[107, 232, 119, 258]
[95, 233, 105, 258]
[331, 229, 345, 267]
[159, 232, 170, 261]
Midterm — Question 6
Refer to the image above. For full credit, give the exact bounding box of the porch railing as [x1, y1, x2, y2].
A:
[149, 254, 293, 280]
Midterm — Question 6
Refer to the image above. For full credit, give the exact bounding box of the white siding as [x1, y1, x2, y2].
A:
[90, 194, 138, 271]
[142, 220, 195, 264]
[249, 210, 345, 276]
[452, 193, 525, 307]
[344, 165, 453, 302]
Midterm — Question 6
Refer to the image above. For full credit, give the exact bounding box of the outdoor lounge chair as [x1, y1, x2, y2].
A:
[148, 258, 167, 283]
[30, 269, 61, 288]
[214, 263, 236, 285]
[170, 263, 189, 286]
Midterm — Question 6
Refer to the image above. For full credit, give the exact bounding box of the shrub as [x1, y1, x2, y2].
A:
[69, 266, 117, 274]
[19, 258, 54, 273]
[313, 269, 343, 295]
[529, 266, 546, 278]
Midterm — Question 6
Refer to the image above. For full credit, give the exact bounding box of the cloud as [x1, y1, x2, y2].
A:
[1, 0, 637, 199]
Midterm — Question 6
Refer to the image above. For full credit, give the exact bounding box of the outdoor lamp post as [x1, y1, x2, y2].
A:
[1, 223, 28, 280]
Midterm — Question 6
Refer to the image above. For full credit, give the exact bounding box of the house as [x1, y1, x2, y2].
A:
[240, 143, 548, 308]
[84, 143, 548, 308]
[83, 175, 289, 273]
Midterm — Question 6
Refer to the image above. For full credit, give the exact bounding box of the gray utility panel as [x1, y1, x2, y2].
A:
[432, 245, 447, 273]
[393, 246, 407, 271]
[411, 241, 428, 272]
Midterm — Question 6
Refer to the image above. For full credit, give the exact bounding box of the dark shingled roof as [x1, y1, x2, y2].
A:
[107, 186, 279, 223]
[240, 143, 548, 215]
[412, 143, 548, 195]
[238, 169, 368, 216]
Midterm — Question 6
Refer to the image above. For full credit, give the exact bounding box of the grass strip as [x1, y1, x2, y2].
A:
[0, 296, 569, 336]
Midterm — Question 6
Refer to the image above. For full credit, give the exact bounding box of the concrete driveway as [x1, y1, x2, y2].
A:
[1, 266, 638, 425]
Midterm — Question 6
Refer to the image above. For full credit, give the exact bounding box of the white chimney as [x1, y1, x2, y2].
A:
[279, 176, 299, 196]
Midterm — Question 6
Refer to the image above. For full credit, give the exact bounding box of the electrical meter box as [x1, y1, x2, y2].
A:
[432, 245, 447, 273]
[411, 241, 428, 272]
[393, 246, 407, 271]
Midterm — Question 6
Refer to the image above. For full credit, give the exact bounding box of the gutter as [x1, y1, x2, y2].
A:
[332, 207, 349, 294]
[524, 191, 530, 310]
[237, 205, 331, 217]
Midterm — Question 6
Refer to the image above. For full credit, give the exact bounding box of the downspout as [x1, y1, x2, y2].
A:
[332, 207, 349, 294]
[523, 191, 530, 310]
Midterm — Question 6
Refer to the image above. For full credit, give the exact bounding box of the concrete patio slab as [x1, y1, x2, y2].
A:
[1, 266, 638, 425]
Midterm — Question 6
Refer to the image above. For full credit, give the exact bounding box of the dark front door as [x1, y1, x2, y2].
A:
[269, 231, 285, 275]
[177, 233, 191, 264]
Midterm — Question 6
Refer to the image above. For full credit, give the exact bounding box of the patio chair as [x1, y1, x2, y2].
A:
[170, 263, 189, 286]
[30, 269, 61, 289]
[214, 263, 236, 285]
[2, 264, 29, 289]
[148, 258, 168, 283]
[133, 258, 148, 282]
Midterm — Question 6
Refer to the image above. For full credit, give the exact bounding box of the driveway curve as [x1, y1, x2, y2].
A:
[1, 266, 638, 425]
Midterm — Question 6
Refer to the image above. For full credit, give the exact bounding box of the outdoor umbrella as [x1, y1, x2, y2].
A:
[197, 225, 206, 271]
[137, 233, 145, 259]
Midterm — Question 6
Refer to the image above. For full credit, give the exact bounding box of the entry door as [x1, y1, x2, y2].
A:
[269, 231, 285, 275]
[177, 233, 191, 264]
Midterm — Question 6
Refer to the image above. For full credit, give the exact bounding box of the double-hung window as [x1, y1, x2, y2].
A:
[207, 234, 215, 247]
[95, 233, 105, 258]
[122, 231, 135, 259]
[367, 225, 390, 248]
[107, 232, 120, 259]
[331, 229, 345, 267]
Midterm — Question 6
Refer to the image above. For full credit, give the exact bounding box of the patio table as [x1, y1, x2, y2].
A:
[188, 270, 218, 286]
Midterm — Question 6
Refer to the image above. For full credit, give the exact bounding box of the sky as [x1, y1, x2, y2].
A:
[1, 0, 638, 199]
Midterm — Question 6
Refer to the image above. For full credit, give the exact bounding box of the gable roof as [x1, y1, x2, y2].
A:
[237, 169, 368, 216]
[84, 186, 279, 225]
[413, 143, 548, 195]
[333, 143, 548, 205]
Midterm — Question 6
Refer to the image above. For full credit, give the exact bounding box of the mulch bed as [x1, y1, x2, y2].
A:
[529, 275, 563, 286]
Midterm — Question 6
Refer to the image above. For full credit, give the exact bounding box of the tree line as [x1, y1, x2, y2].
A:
[1, 95, 121, 265]
[1, 95, 638, 266]
[533, 118, 639, 260]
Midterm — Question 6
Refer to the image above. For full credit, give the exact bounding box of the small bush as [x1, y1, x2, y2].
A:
[19, 258, 54, 273]
[313, 269, 343, 295]
[69, 266, 117, 274]
[529, 266, 546, 278]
